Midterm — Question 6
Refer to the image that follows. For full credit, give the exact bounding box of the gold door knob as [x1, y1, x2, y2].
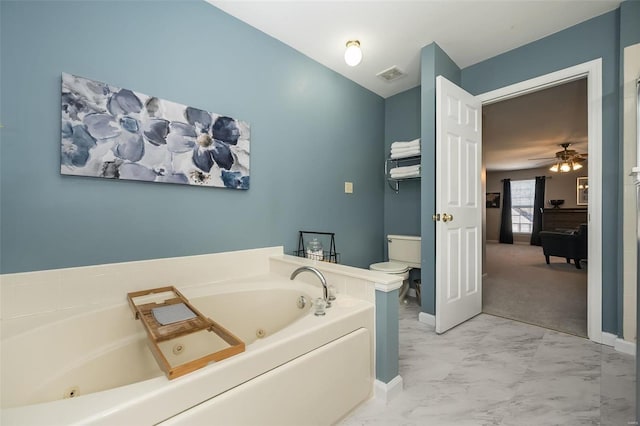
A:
[432, 214, 441, 222]
[442, 213, 453, 223]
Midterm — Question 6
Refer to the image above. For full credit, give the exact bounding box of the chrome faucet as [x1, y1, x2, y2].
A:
[290, 266, 331, 307]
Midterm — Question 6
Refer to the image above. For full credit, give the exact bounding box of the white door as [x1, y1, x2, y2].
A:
[435, 76, 482, 334]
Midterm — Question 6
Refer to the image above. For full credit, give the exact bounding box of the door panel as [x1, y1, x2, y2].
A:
[435, 76, 482, 334]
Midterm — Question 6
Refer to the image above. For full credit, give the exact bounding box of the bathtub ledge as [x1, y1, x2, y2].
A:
[269, 255, 403, 293]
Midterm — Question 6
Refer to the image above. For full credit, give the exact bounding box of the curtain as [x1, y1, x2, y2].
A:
[499, 178, 513, 244]
[530, 176, 546, 246]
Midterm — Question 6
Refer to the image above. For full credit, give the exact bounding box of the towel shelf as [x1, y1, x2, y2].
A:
[385, 156, 421, 193]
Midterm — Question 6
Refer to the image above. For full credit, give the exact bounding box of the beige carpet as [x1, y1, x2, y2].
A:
[482, 242, 587, 337]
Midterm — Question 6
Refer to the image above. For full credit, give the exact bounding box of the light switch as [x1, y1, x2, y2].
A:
[344, 182, 353, 194]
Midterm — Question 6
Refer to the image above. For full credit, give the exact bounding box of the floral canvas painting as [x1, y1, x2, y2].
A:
[61, 73, 250, 189]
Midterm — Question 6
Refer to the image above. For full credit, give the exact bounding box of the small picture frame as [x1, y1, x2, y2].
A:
[486, 192, 501, 208]
[577, 177, 588, 206]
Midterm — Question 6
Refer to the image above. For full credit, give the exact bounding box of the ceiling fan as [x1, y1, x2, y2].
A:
[529, 142, 587, 173]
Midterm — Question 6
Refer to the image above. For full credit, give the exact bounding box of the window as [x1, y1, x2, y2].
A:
[511, 179, 535, 233]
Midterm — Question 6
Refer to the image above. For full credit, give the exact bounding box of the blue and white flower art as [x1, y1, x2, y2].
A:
[61, 73, 250, 189]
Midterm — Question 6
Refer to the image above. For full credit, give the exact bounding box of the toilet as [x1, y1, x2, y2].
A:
[370, 235, 421, 300]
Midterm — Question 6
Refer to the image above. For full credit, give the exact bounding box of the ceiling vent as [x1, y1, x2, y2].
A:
[376, 66, 406, 82]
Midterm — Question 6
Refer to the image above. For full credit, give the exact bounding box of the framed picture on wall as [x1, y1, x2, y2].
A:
[577, 177, 588, 205]
[486, 192, 501, 208]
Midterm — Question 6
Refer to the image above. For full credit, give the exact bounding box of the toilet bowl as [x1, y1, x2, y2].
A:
[370, 235, 421, 301]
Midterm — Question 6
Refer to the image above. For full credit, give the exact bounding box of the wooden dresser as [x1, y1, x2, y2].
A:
[542, 208, 588, 231]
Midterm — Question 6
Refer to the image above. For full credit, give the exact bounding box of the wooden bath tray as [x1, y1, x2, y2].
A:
[127, 286, 245, 380]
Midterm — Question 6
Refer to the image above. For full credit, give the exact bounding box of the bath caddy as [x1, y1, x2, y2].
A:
[127, 286, 245, 380]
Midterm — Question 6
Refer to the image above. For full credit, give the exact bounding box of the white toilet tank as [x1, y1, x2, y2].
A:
[388, 235, 421, 268]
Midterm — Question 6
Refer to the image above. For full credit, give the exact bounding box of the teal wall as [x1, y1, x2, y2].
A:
[619, 0, 640, 49]
[0, 0, 385, 273]
[383, 87, 421, 248]
[420, 43, 461, 314]
[618, 1, 640, 414]
[460, 10, 620, 333]
[375, 288, 400, 382]
[619, 0, 640, 337]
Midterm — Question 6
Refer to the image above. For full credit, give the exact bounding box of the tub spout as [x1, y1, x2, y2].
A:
[290, 266, 331, 308]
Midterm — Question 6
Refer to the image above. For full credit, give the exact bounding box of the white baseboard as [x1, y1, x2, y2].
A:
[602, 332, 616, 347]
[615, 338, 636, 356]
[374, 375, 403, 403]
[419, 312, 435, 327]
[602, 332, 636, 356]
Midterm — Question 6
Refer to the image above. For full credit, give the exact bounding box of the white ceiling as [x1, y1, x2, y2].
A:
[208, 0, 620, 99]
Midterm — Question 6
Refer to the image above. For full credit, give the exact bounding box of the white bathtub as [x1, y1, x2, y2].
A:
[1, 275, 374, 425]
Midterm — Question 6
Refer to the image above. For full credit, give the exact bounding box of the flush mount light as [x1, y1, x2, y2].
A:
[344, 40, 362, 67]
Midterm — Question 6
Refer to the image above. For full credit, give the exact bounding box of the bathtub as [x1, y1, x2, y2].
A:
[1, 275, 374, 425]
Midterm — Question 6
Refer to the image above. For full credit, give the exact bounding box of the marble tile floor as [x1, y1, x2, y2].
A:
[342, 299, 635, 426]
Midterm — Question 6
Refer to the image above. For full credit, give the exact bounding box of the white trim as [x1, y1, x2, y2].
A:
[602, 332, 617, 347]
[419, 312, 435, 326]
[374, 376, 403, 403]
[477, 61, 600, 105]
[477, 59, 603, 345]
[374, 281, 403, 292]
[615, 339, 636, 356]
[602, 332, 637, 356]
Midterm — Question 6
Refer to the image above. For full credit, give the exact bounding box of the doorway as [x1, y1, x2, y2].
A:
[481, 78, 589, 337]
[476, 59, 603, 343]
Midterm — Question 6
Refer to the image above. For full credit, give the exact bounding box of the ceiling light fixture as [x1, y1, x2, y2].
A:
[549, 159, 583, 173]
[344, 40, 362, 67]
[547, 143, 587, 173]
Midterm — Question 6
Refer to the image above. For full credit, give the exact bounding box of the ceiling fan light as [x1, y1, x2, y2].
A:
[572, 162, 583, 171]
[560, 162, 571, 173]
[549, 163, 559, 172]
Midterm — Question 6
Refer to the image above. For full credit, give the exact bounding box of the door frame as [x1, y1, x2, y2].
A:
[476, 59, 603, 343]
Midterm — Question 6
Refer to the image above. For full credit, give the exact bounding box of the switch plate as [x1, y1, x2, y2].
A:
[344, 182, 353, 194]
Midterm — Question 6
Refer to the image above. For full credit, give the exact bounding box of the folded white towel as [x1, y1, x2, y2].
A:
[390, 148, 421, 159]
[390, 170, 420, 179]
[391, 146, 421, 154]
[391, 138, 420, 150]
[390, 166, 420, 179]
[390, 165, 420, 174]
